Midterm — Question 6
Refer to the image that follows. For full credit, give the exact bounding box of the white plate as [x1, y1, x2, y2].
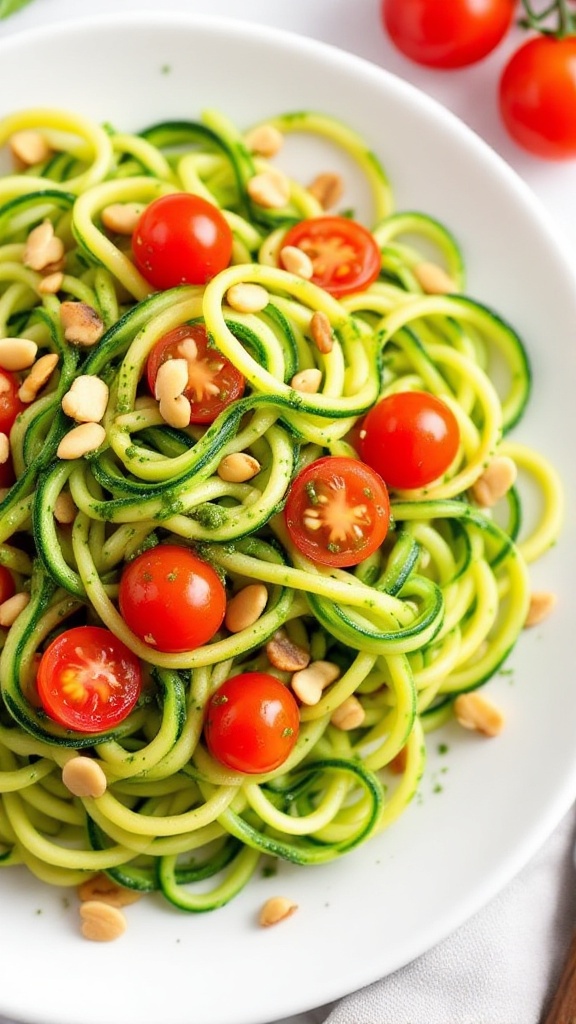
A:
[0, 13, 575, 1024]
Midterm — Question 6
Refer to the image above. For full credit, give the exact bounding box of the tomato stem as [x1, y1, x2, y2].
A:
[519, 0, 575, 37]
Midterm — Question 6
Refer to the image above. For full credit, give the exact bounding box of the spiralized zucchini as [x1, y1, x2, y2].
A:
[0, 106, 563, 914]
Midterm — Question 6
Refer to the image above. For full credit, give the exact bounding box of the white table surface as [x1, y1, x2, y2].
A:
[1, 3, 575, 1024]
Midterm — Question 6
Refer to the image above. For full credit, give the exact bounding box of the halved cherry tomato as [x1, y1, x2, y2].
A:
[0, 368, 24, 436]
[381, 0, 515, 69]
[146, 323, 245, 424]
[132, 193, 233, 291]
[499, 35, 576, 160]
[0, 565, 15, 604]
[284, 455, 390, 568]
[281, 216, 381, 298]
[36, 625, 142, 734]
[118, 544, 226, 653]
[204, 672, 300, 774]
[360, 390, 460, 490]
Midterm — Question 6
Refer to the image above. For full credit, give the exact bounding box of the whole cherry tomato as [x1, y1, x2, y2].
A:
[132, 193, 233, 290]
[381, 0, 516, 69]
[204, 672, 300, 774]
[499, 35, 576, 159]
[146, 323, 245, 424]
[118, 544, 226, 653]
[281, 216, 381, 297]
[36, 625, 142, 733]
[284, 455, 390, 568]
[360, 390, 460, 490]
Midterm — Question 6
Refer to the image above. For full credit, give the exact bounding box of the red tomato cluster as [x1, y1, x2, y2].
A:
[381, 0, 576, 160]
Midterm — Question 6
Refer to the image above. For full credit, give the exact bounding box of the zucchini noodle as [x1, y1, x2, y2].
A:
[0, 105, 562, 918]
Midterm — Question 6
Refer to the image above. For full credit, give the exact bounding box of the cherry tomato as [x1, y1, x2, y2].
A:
[0, 565, 15, 604]
[360, 390, 460, 490]
[284, 456, 390, 568]
[0, 454, 15, 489]
[146, 323, 245, 424]
[381, 0, 515, 69]
[36, 625, 142, 734]
[0, 368, 24, 437]
[499, 36, 576, 160]
[204, 672, 300, 774]
[132, 193, 233, 290]
[281, 216, 381, 298]
[118, 544, 226, 653]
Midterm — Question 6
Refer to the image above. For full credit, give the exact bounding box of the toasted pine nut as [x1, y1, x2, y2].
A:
[217, 452, 261, 483]
[154, 358, 188, 402]
[247, 168, 290, 209]
[23, 220, 65, 272]
[18, 352, 59, 404]
[266, 630, 310, 673]
[290, 367, 322, 394]
[330, 695, 365, 731]
[0, 591, 30, 628]
[259, 896, 298, 927]
[279, 245, 314, 280]
[101, 202, 145, 235]
[388, 746, 408, 775]
[225, 583, 268, 633]
[78, 873, 141, 908]
[62, 756, 107, 799]
[413, 261, 456, 295]
[61, 375, 109, 424]
[0, 432, 9, 464]
[54, 491, 77, 524]
[307, 172, 344, 210]
[454, 692, 505, 737]
[471, 455, 517, 508]
[525, 590, 557, 628]
[38, 270, 64, 295]
[60, 301, 104, 347]
[80, 900, 127, 942]
[0, 337, 38, 371]
[57, 422, 106, 460]
[9, 129, 51, 167]
[158, 394, 191, 429]
[310, 310, 334, 354]
[291, 660, 340, 706]
[226, 282, 269, 313]
[244, 124, 284, 158]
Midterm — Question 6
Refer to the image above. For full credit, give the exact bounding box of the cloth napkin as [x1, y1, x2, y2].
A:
[272, 807, 576, 1024]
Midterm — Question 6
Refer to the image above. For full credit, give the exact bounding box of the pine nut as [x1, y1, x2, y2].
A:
[291, 660, 340, 706]
[217, 452, 261, 483]
[0, 337, 38, 371]
[78, 873, 141, 908]
[279, 245, 314, 280]
[0, 591, 30, 627]
[247, 168, 290, 209]
[0, 432, 9, 464]
[244, 124, 284, 157]
[266, 629, 310, 672]
[525, 590, 557, 628]
[307, 172, 344, 210]
[79, 900, 127, 942]
[454, 691, 505, 737]
[57, 422, 106, 460]
[101, 202, 145, 235]
[225, 583, 268, 633]
[61, 375, 109, 424]
[472, 455, 517, 508]
[38, 270, 64, 295]
[158, 394, 191, 429]
[23, 220, 65, 272]
[413, 261, 456, 295]
[154, 358, 189, 402]
[290, 367, 322, 394]
[9, 129, 51, 167]
[310, 310, 334, 354]
[388, 745, 408, 775]
[18, 352, 59, 404]
[330, 695, 365, 731]
[54, 491, 77, 524]
[259, 896, 297, 927]
[226, 282, 269, 313]
[60, 301, 104, 347]
[62, 756, 107, 798]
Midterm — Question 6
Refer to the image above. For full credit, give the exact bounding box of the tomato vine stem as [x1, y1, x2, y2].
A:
[519, 0, 575, 37]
